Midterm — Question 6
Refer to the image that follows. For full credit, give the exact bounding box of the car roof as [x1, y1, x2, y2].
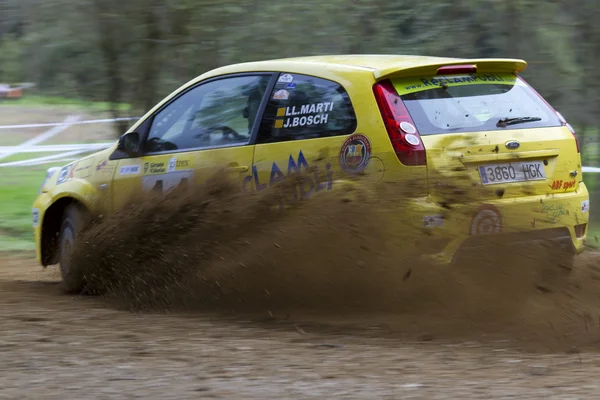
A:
[128, 54, 528, 135]
[198, 54, 528, 81]
[264, 54, 465, 70]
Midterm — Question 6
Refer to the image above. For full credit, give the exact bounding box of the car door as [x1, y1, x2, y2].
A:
[251, 72, 361, 205]
[112, 74, 272, 211]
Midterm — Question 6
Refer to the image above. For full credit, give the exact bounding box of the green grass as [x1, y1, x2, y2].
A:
[0, 94, 131, 113]
[0, 164, 62, 252]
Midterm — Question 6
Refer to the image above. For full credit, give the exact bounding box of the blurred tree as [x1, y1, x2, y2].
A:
[3, 0, 599, 151]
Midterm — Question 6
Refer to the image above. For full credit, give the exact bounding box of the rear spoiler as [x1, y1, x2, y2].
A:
[374, 58, 528, 80]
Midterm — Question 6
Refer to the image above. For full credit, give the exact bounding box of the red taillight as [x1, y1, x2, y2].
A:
[556, 112, 580, 153]
[436, 64, 477, 75]
[520, 77, 580, 153]
[373, 80, 426, 166]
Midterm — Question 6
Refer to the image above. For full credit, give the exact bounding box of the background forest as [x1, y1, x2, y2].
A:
[0, 0, 598, 143]
[2, 0, 600, 247]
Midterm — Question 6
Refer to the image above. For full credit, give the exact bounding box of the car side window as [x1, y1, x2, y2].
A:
[257, 73, 357, 143]
[145, 75, 270, 153]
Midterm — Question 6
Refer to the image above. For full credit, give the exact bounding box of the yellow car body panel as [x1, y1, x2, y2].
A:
[111, 146, 255, 211]
[32, 54, 589, 268]
[32, 149, 116, 263]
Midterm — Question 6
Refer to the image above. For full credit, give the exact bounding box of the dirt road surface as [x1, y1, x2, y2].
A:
[3, 253, 600, 400]
[6, 105, 600, 398]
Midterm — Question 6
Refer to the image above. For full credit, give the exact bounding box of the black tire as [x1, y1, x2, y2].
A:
[59, 204, 88, 293]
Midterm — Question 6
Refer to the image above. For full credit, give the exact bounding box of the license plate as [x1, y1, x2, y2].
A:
[478, 161, 546, 185]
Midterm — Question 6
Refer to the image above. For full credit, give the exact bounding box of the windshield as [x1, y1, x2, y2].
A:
[392, 73, 562, 135]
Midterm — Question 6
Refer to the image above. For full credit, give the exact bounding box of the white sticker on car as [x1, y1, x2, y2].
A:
[168, 157, 177, 173]
[32, 208, 40, 227]
[423, 215, 444, 228]
[582, 200, 590, 213]
[273, 89, 289, 100]
[278, 74, 294, 83]
[119, 165, 141, 175]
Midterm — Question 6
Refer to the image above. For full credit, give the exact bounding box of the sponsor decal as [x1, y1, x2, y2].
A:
[63, 159, 93, 181]
[119, 165, 141, 175]
[286, 83, 296, 90]
[423, 215, 444, 228]
[339, 134, 371, 173]
[74, 160, 93, 179]
[168, 157, 177, 173]
[32, 208, 40, 227]
[243, 151, 333, 204]
[281, 102, 335, 116]
[176, 159, 190, 169]
[551, 179, 576, 190]
[166, 157, 191, 173]
[541, 203, 568, 224]
[68, 162, 78, 179]
[144, 161, 166, 174]
[582, 200, 590, 213]
[96, 159, 108, 171]
[278, 74, 294, 83]
[95, 158, 115, 175]
[273, 89, 290, 100]
[273, 102, 335, 129]
[470, 204, 502, 235]
[56, 158, 95, 184]
[396, 73, 520, 96]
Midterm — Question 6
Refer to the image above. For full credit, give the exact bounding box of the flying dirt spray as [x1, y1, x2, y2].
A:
[69, 172, 407, 310]
[67, 168, 600, 348]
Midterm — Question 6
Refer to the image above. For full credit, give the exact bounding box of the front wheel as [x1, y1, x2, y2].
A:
[59, 204, 88, 293]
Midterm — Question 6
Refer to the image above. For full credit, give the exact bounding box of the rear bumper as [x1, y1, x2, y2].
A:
[406, 183, 589, 265]
[452, 227, 574, 265]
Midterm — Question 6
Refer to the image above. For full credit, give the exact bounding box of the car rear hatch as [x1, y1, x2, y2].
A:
[373, 61, 581, 204]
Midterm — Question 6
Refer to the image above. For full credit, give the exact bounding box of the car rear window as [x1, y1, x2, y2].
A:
[257, 73, 356, 143]
[391, 73, 562, 135]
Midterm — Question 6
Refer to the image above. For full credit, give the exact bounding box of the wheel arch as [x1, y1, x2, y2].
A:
[40, 196, 90, 266]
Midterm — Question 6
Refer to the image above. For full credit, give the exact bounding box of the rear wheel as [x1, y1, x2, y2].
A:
[59, 204, 88, 293]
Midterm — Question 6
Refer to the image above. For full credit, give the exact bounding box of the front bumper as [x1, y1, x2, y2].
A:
[32, 192, 53, 265]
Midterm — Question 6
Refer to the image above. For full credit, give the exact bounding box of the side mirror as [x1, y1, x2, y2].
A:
[117, 131, 140, 156]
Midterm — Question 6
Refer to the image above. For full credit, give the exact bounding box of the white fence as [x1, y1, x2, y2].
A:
[0, 116, 138, 167]
[1, 117, 600, 172]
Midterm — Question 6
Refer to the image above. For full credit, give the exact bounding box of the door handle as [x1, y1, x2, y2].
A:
[225, 165, 249, 172]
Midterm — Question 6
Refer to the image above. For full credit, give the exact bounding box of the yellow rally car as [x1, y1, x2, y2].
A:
[31, 55, 589, 292]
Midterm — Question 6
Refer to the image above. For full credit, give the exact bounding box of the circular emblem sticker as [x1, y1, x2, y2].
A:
[340, 134, 371, 173]
[470, 204, 502, 235]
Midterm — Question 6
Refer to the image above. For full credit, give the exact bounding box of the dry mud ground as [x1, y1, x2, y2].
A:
[6, 105, 600, 398]
[3, 252, 600, 399]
